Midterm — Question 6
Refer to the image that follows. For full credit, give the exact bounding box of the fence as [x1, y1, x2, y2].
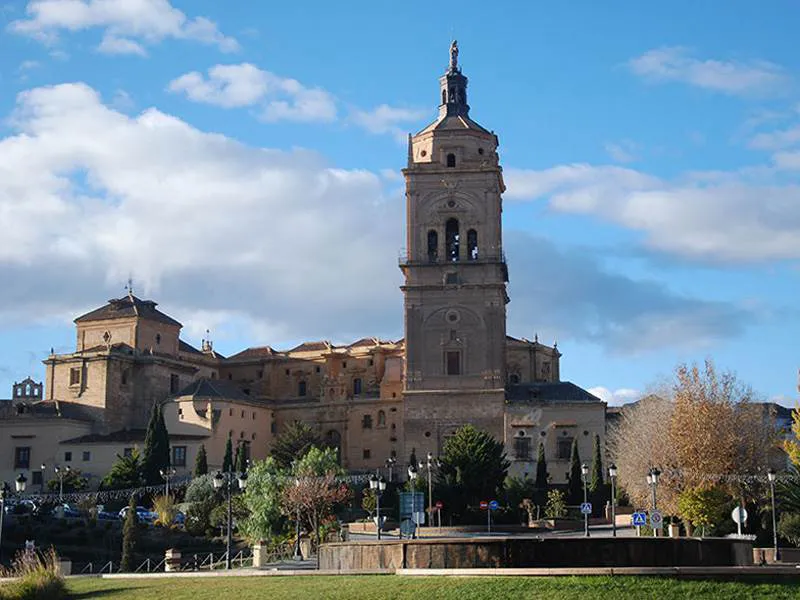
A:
[75, 549, 253, 574]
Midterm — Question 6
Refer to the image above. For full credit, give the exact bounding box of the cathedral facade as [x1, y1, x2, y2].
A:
[0, 44, 605, 489]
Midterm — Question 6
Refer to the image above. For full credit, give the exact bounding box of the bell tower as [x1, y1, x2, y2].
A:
[401, 41, 509, 456]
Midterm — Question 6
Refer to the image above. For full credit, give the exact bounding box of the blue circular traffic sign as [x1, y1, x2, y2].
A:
[488, 500, 499, 510]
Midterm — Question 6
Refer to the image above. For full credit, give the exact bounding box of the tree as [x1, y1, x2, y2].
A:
[544, 489, 567, 519]
[46, 468, 88, 494]
[102, 450, 143, 490]
[142, 403, 170, 486]
[534, 442, 548, 490]
[589, 434, 603, 493]
[784, 406, 800, 468]
[610, 360, 778, 516]
[270, 421, 321, 470]
[436, 425, 510, 517]
[184, 474, 220, 536]
[566, 438, 583, 504]
[153, 494, 178, 527]
[194, 444, 208, 477]
[361, 488, 377, 518]
[778, 513, 800, 547]
[235, 443, 247, 473]
[240, 457, 284, 543]
[120, 495, 139, 572]
[677, 486, 731, 536]
[222, 435, 233, 473]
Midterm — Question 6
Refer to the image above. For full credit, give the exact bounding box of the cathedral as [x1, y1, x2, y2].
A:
[0, 43, 605, 489]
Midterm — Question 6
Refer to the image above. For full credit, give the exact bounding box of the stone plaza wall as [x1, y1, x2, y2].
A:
[318, 537, 754, 570]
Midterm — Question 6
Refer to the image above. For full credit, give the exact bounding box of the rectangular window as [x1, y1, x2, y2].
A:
[362, 414, 372, 429]
[14, 447, 30, 469]
[123, 447, 133, 458]
[64, 451, 72, 462]
[69, 367, 81, 386]
[513, 437, 531, 460]
[32, 471, 43, 486]
[342, 361, 347, 369]
[82, 451, 91, 462]
[252, 412, 256, 420]
[298, 381, 307, 397]
[446, 351, 461, 375]
[241, 410, 245, 418]
[170, 374, 180, 394]
[315, 366, 321, 373]
[363, 449, 371, 460]
[556, 437, 573, 461]
[256, 369, 263, 379]
[353, 378, 362, 395]
[172, 446, 187, 467]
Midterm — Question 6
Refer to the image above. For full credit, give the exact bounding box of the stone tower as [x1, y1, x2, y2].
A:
[401, 41, 509, 459]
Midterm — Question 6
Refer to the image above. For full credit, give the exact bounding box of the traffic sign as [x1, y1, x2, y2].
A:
[650, 510, 663, 527]
[479, 500, 489, 510]
[632, 511, 647, 526]
[435, 500, 443, 510]
[580, 502, 592, 515]
[731, 506, 748, 525]
[489, 500, 499, 511]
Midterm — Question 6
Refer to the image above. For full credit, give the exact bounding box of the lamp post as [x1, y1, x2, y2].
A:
[648, 467, 661, 537]
[385, 457, 396, 483]
[212, 468, 248, 570]
[53, 465, 71, 502]
[581, 462, 589, 538]
[159, 467, 176, 497]
[292, 478, 303, 560]
[608, 463, 618, 538]
[369, 474, 387, 540]
[768, 468, 780, 562]
[408, 464, 418, 539]
[425, 453, 440, 528]
[0, 475, 27, 564]
[39, 464, 46, 494]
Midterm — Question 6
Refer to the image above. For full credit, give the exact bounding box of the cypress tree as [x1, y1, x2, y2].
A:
[120, 495, 139, 572]
[567, 438, 583, 504]
[194, 444, 208, 476]
[589, 434, 604, 493]
[235, 443, 247, 473]
[222, 435, 234, 473]
[142, 403, 171, 485]
[534, 442, 548, 490]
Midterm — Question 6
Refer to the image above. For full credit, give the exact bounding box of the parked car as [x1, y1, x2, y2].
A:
[3, 499, 39, 516]
[54, 503, 82, 519]
[97, 508, 119, 521]
[118, 506, 157, 523]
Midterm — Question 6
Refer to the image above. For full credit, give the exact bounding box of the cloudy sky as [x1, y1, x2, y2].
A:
[0, 1, 798, 406]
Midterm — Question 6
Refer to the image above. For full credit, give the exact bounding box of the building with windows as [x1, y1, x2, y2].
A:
[0, 42, 606, 488]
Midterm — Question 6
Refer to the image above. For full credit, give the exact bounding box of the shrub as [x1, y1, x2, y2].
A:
[0, 547, 67, 600]
[778, 512, 800, 547]
[544, 489, 567, 519]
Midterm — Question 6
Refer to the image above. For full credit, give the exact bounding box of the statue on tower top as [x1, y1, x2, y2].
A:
[449, 39, 459, 72]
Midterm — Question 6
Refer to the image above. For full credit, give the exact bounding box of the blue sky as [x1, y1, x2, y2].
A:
[0, 0, 798, 406]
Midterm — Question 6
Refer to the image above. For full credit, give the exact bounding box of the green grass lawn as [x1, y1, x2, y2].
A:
[63, 575, 800, 600]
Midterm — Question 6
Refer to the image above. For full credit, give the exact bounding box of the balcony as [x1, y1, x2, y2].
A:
[398, 247, 507, 267]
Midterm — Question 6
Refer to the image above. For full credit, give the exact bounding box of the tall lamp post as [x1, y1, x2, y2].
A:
[212, 468, 248, 570]
[369, 474, 387, 540]
[581, 462, 590, 538]
[159, 467, 176, 497]
[408, 464, 418, 539]
[768, 468, 780, 562]
[53, 465, 71, 502]
[39, 464, 46, 494]
[292, 478, 303, 560]
[425, 453, 440, 528]
[608, 463, 618, 538]
[385, 457, 396, 483]
[647, 467, 661, 537]
[0, 475, 27, 564]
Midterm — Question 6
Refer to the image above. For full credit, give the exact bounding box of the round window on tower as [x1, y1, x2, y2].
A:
[447, 199, 456, 208]
[478, 147, 485, 155]
[420, 150, 427, 157]
[445, 309, 460, 324]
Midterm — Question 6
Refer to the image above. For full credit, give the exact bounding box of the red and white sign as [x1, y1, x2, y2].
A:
[479, 500, 489, 510]
[435, 501, 444, 510]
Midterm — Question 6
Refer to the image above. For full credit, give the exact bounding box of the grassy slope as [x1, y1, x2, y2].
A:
[65, 575, 800, 600]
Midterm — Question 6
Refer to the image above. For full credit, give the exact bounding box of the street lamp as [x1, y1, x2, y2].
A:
[212, 468, 248, 570]
[292, 477, 303, 560]
[0, 476, 27, 563]
[426, 453, 440, 529]
[53, 465, 71, 502]
[581, 462, 589, 538]
[408, 464, 418, 539]
[608, 463, 618, 538]
[39, 464, 46, 494]
[648, 467, 661, 537]
[768, 468, 780, 562]
[369, 474, 387, 540]
[159, 467, 176, 497]
[385, 457, 396, 483]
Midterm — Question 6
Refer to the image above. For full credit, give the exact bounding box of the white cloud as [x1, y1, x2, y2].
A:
[349, 104, 427, 140]
[750, 125, 800, 151]
[587, 387, 641, 406]
[10, 0, 239, 55]
[604, 140, 639, 163]
[628, 47, 787, 96]
[168, 63, 337, 122]
[505, 163, 800, 262]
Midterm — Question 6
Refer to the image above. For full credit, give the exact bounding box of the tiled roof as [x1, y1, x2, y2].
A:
[80, 342, 136, 354]
[0, 400, 97, 422]
[506, 382, 603, 404]
[75, 294, 182, 327]
[226, 346, 278, 360]
[173, 377, 251, 401]
[288, 341, 331, 353]
[60, 428, 207, 444]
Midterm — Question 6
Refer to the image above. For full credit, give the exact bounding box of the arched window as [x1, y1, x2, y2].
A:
[441, 89, 447, 104]
[427, 229, 438, 262]
[467, 229, 478, 260]
[445, 218, 460, 262]
[446, 153, 456, 168]
[377, 410, 386, 428]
